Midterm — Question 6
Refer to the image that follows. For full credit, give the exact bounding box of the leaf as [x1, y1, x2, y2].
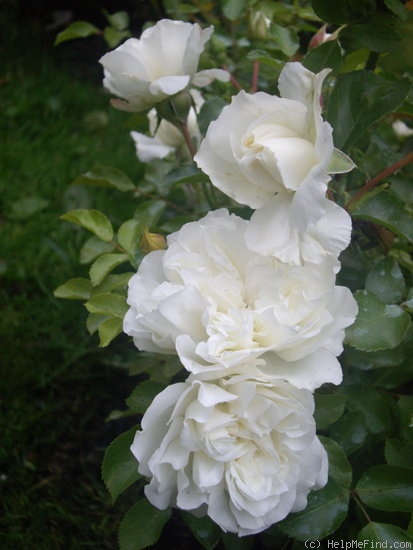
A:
[311, 0, 353, 24]
[270, 23, 299, 57]
[327, 148, 356, 174]
[85, 292, 128, 318]
[279, 479, 349, 541]
[80, 236, 115, 264]
[102, 427, 140, 503]
[98, 317, 123, 347]
[326, 71, 410, 150]
[356, 465, 413, 512]
[54, 277, 92, 300]
[385, 438, 413, 469]
[134, 200, 166, 228]
[103, 9, 129, 30]
[303, 41, 343, 74]
[163, 166, 208, 187]
[54, 21, 99, 46]
[329, 411, 368, 455]
[182, 513, 221, 550]
[384, 0, 409, 20]
[351, 189, 413, 242]
[221, 0, 248, 20]
[358, 522, 413, 544]
[92, 272, 133, 295]
[11, 196, 49, 219]
[61, 209, 114, 242]
[86, 313, 108, 335]
[117, 219, 143, 257]
[319, 436, 352, 489]
[198, 97, 228, 136]
[314, 393, 347, 430]
[103, 27, 131, 48]
[365, 257, 406, 304]
[345, 290, 411, 352]
[342, 14, 403, 54]
[89, 253, 129, 286]
[125, 380, 167, 414]
[119, 499, 171, 550]
[71, 166, 135, 192]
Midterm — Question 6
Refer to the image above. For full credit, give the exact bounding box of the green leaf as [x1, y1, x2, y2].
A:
[345, 346, 405, 370]
[71, 166, 135, 192]
[11, 196, 49, 219]
[80, 236, 115, 264]
[358, 522, 413, 544]
[356, 465, 413, 512]
[319, 437, 352, 489]
[342, 14, 403, 54]
[351, 189, 413, 242]
[385, 0, 409, 20]
[385, 438, 413, 469]
[303, 41, 343, 74]
[311, 0, 353, 24]
[279, 479, 349, 541]
[86, 312, 108, 335]
[92, 272, 133, 295]
[54, 277, 92, 300]
[89, 253, 129, 286]
[182, 513, 221, 550]
[61, 209, 114, 242]
[163, 166, 208, 187]
[125, 380, 167, 414]
[327, 148, 356, 174]
[102, 427, 140, 503]
[314, 393, 347, 430]
[198, 97, 228, 136]
[98, 316, 123, 347]
[346, 290, 411, 352]
[118, 219, 143, 257]
[365, 257, 406, 304]
[103, 9, 129, 30]
[398, 396, 413, 442]
[85, 292, 128, 318]
[326, 71, 410, 150]
[134, 200, 166, 228]
[221, 0, 248, 20]
[103, 27, 131, 48]
[119, 499, 171, 550]
[54, 21, 99, 46]
[269, 23, 299, 56]
[329, 411, 368, 455]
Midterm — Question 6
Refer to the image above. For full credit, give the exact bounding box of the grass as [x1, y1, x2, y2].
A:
[0, 20, 148, 549]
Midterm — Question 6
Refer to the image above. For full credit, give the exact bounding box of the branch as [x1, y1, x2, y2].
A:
[346, 150, 413, 210]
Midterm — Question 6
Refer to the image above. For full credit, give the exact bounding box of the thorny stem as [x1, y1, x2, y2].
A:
[251, 61, 260, 93]
[346, 150, 413, 210]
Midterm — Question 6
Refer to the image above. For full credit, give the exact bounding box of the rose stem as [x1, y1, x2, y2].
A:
[346, 150, 413, 210]
[251, 61, 260, 93]
[222, 64, 243, 90]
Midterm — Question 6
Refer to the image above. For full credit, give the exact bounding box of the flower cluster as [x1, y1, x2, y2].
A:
[101, 18, 358, 536]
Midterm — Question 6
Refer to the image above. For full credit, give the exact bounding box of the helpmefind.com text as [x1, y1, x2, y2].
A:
[305, 541, 412, 549]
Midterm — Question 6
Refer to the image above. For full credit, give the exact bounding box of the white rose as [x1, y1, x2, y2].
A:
[131, 376, 328, 536]
[123, 209, 357, 390]
[99, 19, 229, 113]
[195, 62, 351, 231]
[245, 191, 353, 265]
[131, 90, 204, 162]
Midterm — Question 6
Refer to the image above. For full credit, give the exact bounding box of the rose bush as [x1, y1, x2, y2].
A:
[99, 19, 228, 113]
[130, 90, 204, 162]
[131, 375, 328, 536]
[194, 62, 352, 231]
[123, 209, 357, 390]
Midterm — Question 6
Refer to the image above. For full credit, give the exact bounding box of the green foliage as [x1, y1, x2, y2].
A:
[118, 499, 172, 550]
[47, 0, 413, 548]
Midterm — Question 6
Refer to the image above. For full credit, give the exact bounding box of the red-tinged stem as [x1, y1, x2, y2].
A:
[346, 150, 413, 210]
[222, 64, 243, 90]
[251, 61, 260, 93]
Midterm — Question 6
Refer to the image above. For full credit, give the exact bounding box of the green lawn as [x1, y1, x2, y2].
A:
[0, 22, 145, 549]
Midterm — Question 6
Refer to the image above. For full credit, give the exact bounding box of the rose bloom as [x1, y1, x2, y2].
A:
[99, 19, 228, 112]
[131, 375, 328, 536]
[195, 62, 343, 231]
[130, 90, 204, 162]
[123, 210, 357, 390]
